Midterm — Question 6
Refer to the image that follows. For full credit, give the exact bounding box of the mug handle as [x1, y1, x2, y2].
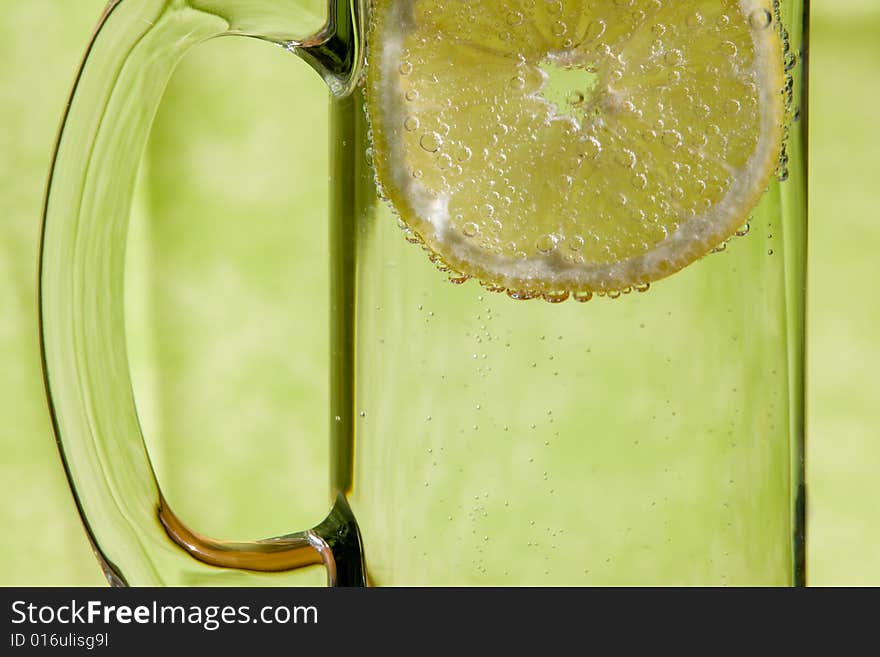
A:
[39, 0, 365, 586]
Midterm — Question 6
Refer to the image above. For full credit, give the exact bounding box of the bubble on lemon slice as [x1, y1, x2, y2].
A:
[365, 0, 786, 299]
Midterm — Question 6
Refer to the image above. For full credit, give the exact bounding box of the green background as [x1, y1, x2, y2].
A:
[1, 0, 877, 585]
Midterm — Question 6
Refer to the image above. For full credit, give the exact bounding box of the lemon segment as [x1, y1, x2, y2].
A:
[365, 0, 786, 297]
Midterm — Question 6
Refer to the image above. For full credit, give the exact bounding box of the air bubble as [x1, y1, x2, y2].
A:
[724, 99, 742, 115]
[686, 12, 703, 27]
[662, 130, 683, 149]
[404, 116, 420, 132]
[462, 222, 480, 238]
[543, 291, 570, 303]
[616, 149, 637, 168]
[398, 61, 413, 76]
[581, 136, 602, 159]
[749, 8, 772, 29]
[584, 19, 606, 41]
[536, 234, 558, 254]
[664, 49, 684, 66]
[506, 289, 539, 301]
[419, 132, 443, 153]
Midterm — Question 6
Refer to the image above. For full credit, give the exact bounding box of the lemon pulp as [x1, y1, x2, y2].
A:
[365, 0, 786, 299]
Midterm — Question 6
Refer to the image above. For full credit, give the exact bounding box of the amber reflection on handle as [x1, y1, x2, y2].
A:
[158, 496, 330, 573]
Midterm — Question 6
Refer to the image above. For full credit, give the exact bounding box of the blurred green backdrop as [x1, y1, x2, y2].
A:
[1, 0, 877, 586]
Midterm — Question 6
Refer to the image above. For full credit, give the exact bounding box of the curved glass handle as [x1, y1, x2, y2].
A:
[39, 0, 365, 586]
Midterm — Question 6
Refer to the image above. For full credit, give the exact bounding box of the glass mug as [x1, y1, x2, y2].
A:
[40, 0, 808, 586]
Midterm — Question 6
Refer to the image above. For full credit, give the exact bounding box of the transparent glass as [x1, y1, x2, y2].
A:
[344, 0, 808, 586]
[41, 0, 807, 586]
[41, 0, 367, 587]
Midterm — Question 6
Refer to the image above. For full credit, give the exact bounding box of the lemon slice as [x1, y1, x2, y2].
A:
[365, 0, 785, 299]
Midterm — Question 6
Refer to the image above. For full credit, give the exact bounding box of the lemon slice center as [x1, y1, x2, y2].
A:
[538, 59, 600, 122]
